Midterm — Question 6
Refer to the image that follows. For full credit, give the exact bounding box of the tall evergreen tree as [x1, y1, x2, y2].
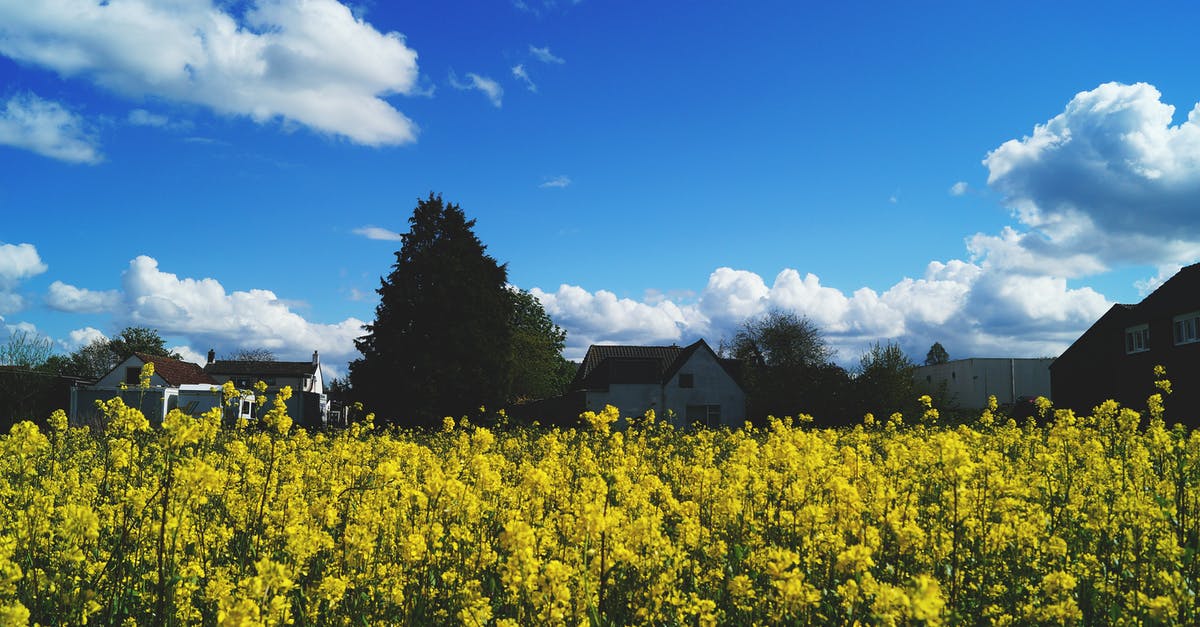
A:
[350, 193, 513, 426]
[925, 341, 950, 365]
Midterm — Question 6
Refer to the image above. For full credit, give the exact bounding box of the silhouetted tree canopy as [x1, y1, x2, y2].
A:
[226, 348, 277, 362]
[925, 342, 950, 366]
[350, 193, 515, 427]
[723, 310, 849, 424]
[726, 310, 833, 369]
[854, 341, 919, 419]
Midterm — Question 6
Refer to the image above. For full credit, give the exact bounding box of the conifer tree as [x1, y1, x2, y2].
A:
[350, 193, 513, 426]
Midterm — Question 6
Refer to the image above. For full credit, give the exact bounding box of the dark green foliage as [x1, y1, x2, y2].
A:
[37, 327, 178, 380]
[109, 326, 180, 361]
[725, 309, 833, 369]
[41, 339, 114, 379]
[350, 193, 515, 427]
[925, 341, 950, 366]
[507, 289, 573, 403]
[853, 341, 919, 419]
[723, 310, 851, 424]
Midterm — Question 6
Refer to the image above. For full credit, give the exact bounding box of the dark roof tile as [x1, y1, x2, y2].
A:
[204, 360, 317, 377]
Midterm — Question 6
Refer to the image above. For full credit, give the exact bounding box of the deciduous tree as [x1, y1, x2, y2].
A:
[226, 348, 277, 362]
[723, 310, 848, 423]
[40, 327, 178, 380]
[507, 289, 573, 403]
[853, 341, 918, 419]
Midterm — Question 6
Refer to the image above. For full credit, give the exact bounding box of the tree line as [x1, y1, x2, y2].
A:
[3, 192, 951, 429]
[721, 310, 952, 426]
[345, 193, 950, 428]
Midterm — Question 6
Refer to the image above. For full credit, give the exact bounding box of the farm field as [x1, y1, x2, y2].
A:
[1, 383, 1199, 625]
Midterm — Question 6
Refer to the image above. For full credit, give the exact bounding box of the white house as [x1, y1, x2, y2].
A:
[75, 352, 218, 426]
[203, 350, 328, 426]
[571, 339, 746, 428]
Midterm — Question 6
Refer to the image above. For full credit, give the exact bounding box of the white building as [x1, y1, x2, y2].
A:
[75, 352, 218, 426]
[571, 339, 746, 427]
[914, 358, 1053, 410]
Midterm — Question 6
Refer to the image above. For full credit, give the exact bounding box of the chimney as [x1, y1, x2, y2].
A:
[207, 349, 215, 365]
[312, 350, 319, 366]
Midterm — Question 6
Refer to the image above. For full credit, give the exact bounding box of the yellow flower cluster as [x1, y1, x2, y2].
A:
[0, 382, 1199, 624]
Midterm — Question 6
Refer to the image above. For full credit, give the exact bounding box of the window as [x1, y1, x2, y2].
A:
[1125, 324, 1150, 354]
[686, 404, 721, 428]
[1174, 312, 1200, 345]
[679, 373, 694, 388]
[125, 367, 142, 385]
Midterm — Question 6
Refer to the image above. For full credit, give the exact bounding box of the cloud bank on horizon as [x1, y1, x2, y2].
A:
[537, 82, 1200, 361]
[3, 81, 1199, 371]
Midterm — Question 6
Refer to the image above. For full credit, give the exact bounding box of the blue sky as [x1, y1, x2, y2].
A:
[3, 0, 1200, 377]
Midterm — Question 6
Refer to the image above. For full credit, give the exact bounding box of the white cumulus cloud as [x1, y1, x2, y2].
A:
[0, 93, 101, 163]
[539, 175, 571, 188]
[531, 284, 694, 356]
[981, 81, 1200, 279]
[0, 242, 48, 314]
[0, 242, 48, 288]
[0, 0, 421, 145]
[63, 326, 107, 350]
[47, 255, 366, 365]
[46, 280, 121, 313]
[112, 256, 366, 363]
[530, 259, 1111, 368]
[949, 181, 969, 196]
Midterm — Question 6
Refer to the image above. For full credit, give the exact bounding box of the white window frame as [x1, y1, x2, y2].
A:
[1125, 324, 1150, 354]
[1174, 311, 1200, 346]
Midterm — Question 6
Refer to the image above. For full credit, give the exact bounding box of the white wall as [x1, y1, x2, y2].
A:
[916, 358, 1053, 409]
[662, 349, 746, 427]
[585, 384, 662, 427]
[95, 355, 171, 388]
[582, 348, 746, 428]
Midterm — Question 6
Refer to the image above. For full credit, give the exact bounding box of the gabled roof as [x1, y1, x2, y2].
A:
[571, 339, 740, 390]
[1053, 262, 1200, 369]
[1134, 262, 1200, 312]
[131, 352, 215, 386]
[204, 360, 318, 377]
[573, 344, 684, 387]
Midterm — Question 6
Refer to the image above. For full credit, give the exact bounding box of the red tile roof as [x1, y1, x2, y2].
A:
[133, 352, 216, 386]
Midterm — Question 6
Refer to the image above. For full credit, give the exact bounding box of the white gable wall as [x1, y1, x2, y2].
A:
[583, 383, 662, 427]
[581, 348, 746, 428]
[95, 355, 171, 388]
[663, 349, 746, 427]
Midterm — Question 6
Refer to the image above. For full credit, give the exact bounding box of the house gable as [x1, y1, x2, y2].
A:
[572, 339, 746, 427]
[95, 353, 214, 388]
[1051, 263, 1200, 421]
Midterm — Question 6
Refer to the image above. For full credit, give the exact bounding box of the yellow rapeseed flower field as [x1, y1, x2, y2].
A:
[1, 366, 1199, 625]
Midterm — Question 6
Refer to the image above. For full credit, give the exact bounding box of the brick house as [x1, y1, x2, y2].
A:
[1051, 263, 1200, 423]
